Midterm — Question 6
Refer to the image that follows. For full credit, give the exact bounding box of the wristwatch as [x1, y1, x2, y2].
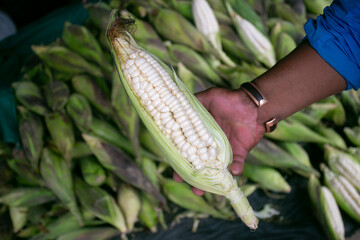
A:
[240, 82, 278, 133]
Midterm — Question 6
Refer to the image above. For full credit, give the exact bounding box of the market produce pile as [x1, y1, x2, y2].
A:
[1, 0, 359, 239]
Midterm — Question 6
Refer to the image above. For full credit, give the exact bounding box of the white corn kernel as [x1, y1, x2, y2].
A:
[187, 146, 197, 155]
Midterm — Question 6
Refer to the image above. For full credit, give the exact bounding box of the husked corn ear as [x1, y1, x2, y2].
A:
[321, 164, 360, 223]
[192, 0, 236, 67]
[325, 145, 360, 191]
[107, 12, 258, 229]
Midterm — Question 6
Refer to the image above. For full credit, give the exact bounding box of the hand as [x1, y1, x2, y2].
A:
[173, 87, 266, 196]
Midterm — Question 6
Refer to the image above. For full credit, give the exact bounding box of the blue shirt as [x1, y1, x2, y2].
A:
[304, 0, 360, 90]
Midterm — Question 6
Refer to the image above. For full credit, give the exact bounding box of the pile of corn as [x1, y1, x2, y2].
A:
[1, 0, 359, 239]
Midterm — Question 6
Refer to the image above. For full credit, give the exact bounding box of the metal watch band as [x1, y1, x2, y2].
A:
[240, 82, 278, 133]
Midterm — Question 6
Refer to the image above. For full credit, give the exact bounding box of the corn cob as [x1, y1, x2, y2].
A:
[62, 21, 112, 74]
[57, 227, 120, 240]
[150, 8, 210, 53]
[45, 80, 70, 111]
[192, 0, 236, 67]
[18, 106, 44, 170]
[66, 93, 93, 132]
[344, 127, 360, 147]
[40, 148, 83, 225]
[321, 164, 360, 223]
[303, 0, 332, 15]
[74, 177, 127, 232]
[176, 62, 198, 94]
[117, 184, 141, 231]
[107, 13, 258, 229]
[314, 125, 347, 149]
[7, 158, 43, 186]
[82, 134, 166, 205]
[139, 193, 158, 233]
[9, 207, 27, 233]
[71, 74, 113, 116]
[31, 45, 104, 78]
[167, 43, 223, 86]
[243, 164, 291, 193]
[308, 175, 345, 240]
[324, 145, 360, 191]
[45, 112, 75, 165]
[225, 1, 275, 68]
[275, 32, 297, 60]
[0, 188, 55, 207]
[13, 81, 49, 116]
[79, 156, 107, 187]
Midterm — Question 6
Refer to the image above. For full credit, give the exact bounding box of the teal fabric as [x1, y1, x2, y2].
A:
[0, 2, 89, 144]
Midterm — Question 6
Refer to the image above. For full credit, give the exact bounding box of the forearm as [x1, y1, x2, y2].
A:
[248, 40, 347, 128]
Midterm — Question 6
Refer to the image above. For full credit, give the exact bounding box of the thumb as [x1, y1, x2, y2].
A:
[229, 153, 246, 176]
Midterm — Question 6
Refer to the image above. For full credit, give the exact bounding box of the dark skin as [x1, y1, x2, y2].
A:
[174, 40, 347, 196]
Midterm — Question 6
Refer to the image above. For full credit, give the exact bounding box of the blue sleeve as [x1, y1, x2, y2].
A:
[304, 0, 360, 90]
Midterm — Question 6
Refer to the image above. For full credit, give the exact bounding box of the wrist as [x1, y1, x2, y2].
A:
[238, 83, 278, 133]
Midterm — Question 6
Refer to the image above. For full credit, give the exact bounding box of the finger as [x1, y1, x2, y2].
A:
[173, 171, 184, 183]
[230, 154, 245, 176]
[192, 187, 205, 196]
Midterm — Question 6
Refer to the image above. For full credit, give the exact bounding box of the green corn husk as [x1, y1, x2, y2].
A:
[71, 142, 93, 159]
[225, 1, 276, 68]
[7, 158, 44, 186]
[57, 227, 120, 240]
[74, 177, 127, 232]
[267, 18, 305, 44]
[88, 117, 155, 159]
[13, 81, 49, 116]
[71, 74, 113, 116]
[62, 21, 112, 74]
[45, 80, 70, 111]
[240, 184, 258, 197]
[247, 138, 318, 177]
[303, 0, 332, 15]
[17, 226, 39, 238]
[31, 45, 104, 78]
[324, 145, 360, 191]
[45, 112, 75, 164]
[111, 71, 140, 157]
[290, 110, 321, 128]
[29, 213, 93, 240]
[314, 125, 347, 149]
[9, 206, 28, 233]
[344, 127, 360, 147]
[243, 164, 291, 193]
[176, 62, 199, 94]
[220, 23, 256, 63]
[308, 175, 345, 240]
[169, 0, 193, 20]
[275, 32, 297, 60]
[85, 2, 112, 31]
[192, 0, 236, 67]
[82, 133, 166, 205]
[269, 2, 306, 29]
[265, 118, 331, 144]
[341, 89, 360, 119]
[227, 0, 266, 34]
[140, 156, 160, 191]
[18, 106, 44, 169]
[107, 13, 258, 229]
[66, 93, 93, 132]
[139, 193, 158, 233]
[161, 178, 227, 219]
[40, 148, 83, 225]
[139, 127, 164, 159]
[321, 95, 346, 126]
[80, 156, 107, 187]
[150, 8, 210, 53]
[117, 184, 141, 231]
[286, 0, 307, 18]
[0, 188, 55, 207]
[321, 164, 360, 224]
[168, 43, 223, 86]
[278, 142, 311, 167]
